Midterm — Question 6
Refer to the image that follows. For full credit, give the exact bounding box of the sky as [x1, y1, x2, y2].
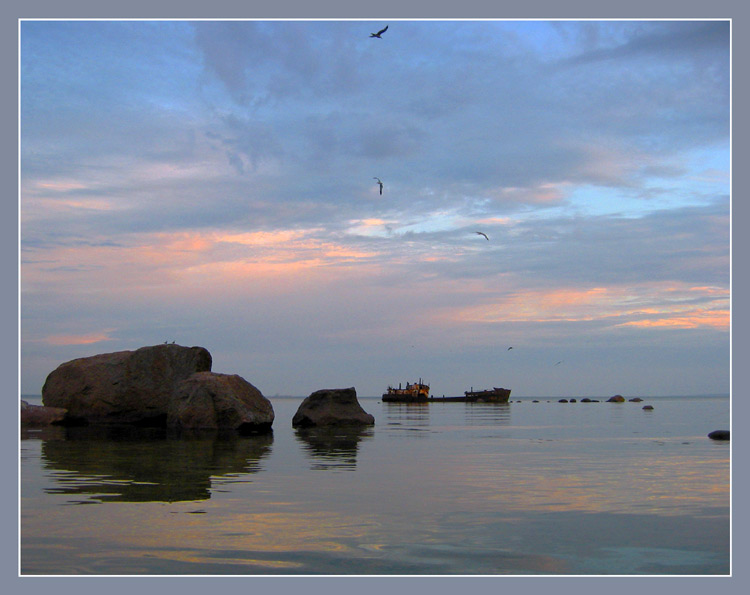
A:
[20, 19, 730, 398]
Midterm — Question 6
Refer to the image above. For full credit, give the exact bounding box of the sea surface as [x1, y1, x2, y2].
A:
[19, 394, 730, 576]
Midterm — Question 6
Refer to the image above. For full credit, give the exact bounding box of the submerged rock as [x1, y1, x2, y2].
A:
[167, 372, 274, 434]
[41, 344, 212, 426]
[292, 387, 375, 428]
[642, 405, 654, 410]
[708, 430, 730, 441]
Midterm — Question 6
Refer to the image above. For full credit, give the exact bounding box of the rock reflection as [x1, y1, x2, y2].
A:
[38, 426, 273, 503]
[294, 426, 374, 470]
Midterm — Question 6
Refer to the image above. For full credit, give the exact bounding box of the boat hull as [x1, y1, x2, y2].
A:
[430, 388, 511, 403]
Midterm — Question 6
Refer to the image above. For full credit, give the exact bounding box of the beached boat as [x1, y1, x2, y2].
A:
[430, 387, 511, 403]
[382, 379, 430, 402]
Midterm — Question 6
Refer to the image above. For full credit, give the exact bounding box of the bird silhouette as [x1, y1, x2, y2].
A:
[374, 177, 383, 195]
[370, 25, 388, 38]
[475, 231, 489, 241]
[507, 346, 513, 350]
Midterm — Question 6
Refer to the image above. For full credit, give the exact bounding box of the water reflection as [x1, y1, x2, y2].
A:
[37, 426, 273, 503]
[294, 426, 374, 470]
[382, 402, 431, 436]
[462, 402, 511, 426]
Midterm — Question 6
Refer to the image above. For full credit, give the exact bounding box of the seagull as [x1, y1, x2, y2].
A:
[374, 177, 383, 195]
[507, 346, 513, 351]
[370, 25, 388, 38]
[554, 360, 563, 366]
[475, 231, 489, 241]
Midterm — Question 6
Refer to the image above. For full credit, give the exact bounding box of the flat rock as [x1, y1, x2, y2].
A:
[167, 372, 274, 433]
[42, 344, 212, 426]
[20, 400, 67, 426]
[292, 387, 375, 428]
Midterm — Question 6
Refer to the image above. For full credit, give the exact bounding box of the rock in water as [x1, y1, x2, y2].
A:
[292, 387, 375, 428]
[168, 372, 274, 433]
[708, 430, 730, 441]
[20, 400, 67, 426]
[41, 344, 212, 426]
[607, 395, 626, 402]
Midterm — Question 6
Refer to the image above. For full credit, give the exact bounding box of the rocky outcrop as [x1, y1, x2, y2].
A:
[41, 344, 212, 426]
[167, 372, 274, 434]
[708, 430, 730, 441]
[292, 387, 375, 428]
[607, 395, 626, 403]
[20, 400, 67, 426]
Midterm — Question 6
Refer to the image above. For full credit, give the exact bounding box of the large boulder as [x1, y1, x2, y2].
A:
[20, 400, 67, 426]
[42, 344, 212, 426]
[292, 387, 375, 428]
[167, 372, 274, 434]
[607, 395, 626, 403]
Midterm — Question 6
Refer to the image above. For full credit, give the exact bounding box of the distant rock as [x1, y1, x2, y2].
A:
[558, 399, 569, 403]
[580, 398, 592, 403]
[42, 344, 212, 426]
[607, 395, 626, 403]
[20, 400, 67, 426]
[167, 372, 274, 434]
[292, 387, 375, 428]
[708, 430, 730, 441]
[642, 405, 654, 410]
[570, 398, 577, 403]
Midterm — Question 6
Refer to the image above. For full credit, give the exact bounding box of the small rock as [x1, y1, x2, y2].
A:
[708, 430, 730, 441]
[293, 387, 374, 428]
[607, 395, 626, 403]
[642, 405, 654, 410]
[558, 399, 569, 403]
[20, 400, 68, 426]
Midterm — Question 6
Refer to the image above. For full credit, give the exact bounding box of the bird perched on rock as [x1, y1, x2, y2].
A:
[370, 25, 388, 38]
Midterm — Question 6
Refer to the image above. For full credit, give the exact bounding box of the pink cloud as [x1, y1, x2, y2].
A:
[44, 331, 115, 346]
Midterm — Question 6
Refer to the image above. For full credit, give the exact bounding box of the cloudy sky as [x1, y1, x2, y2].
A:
[20, 19, 730, 398]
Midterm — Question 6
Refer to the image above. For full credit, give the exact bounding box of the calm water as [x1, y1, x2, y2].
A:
[20, 395, 730, 575]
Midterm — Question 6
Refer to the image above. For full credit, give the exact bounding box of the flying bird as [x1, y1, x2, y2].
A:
[370, 25, 388, 38]
[554, 361, 563, 366]
[373, 177, 383, 195]
[507, 346, 513, 351]
[475, 231, 489, 241]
